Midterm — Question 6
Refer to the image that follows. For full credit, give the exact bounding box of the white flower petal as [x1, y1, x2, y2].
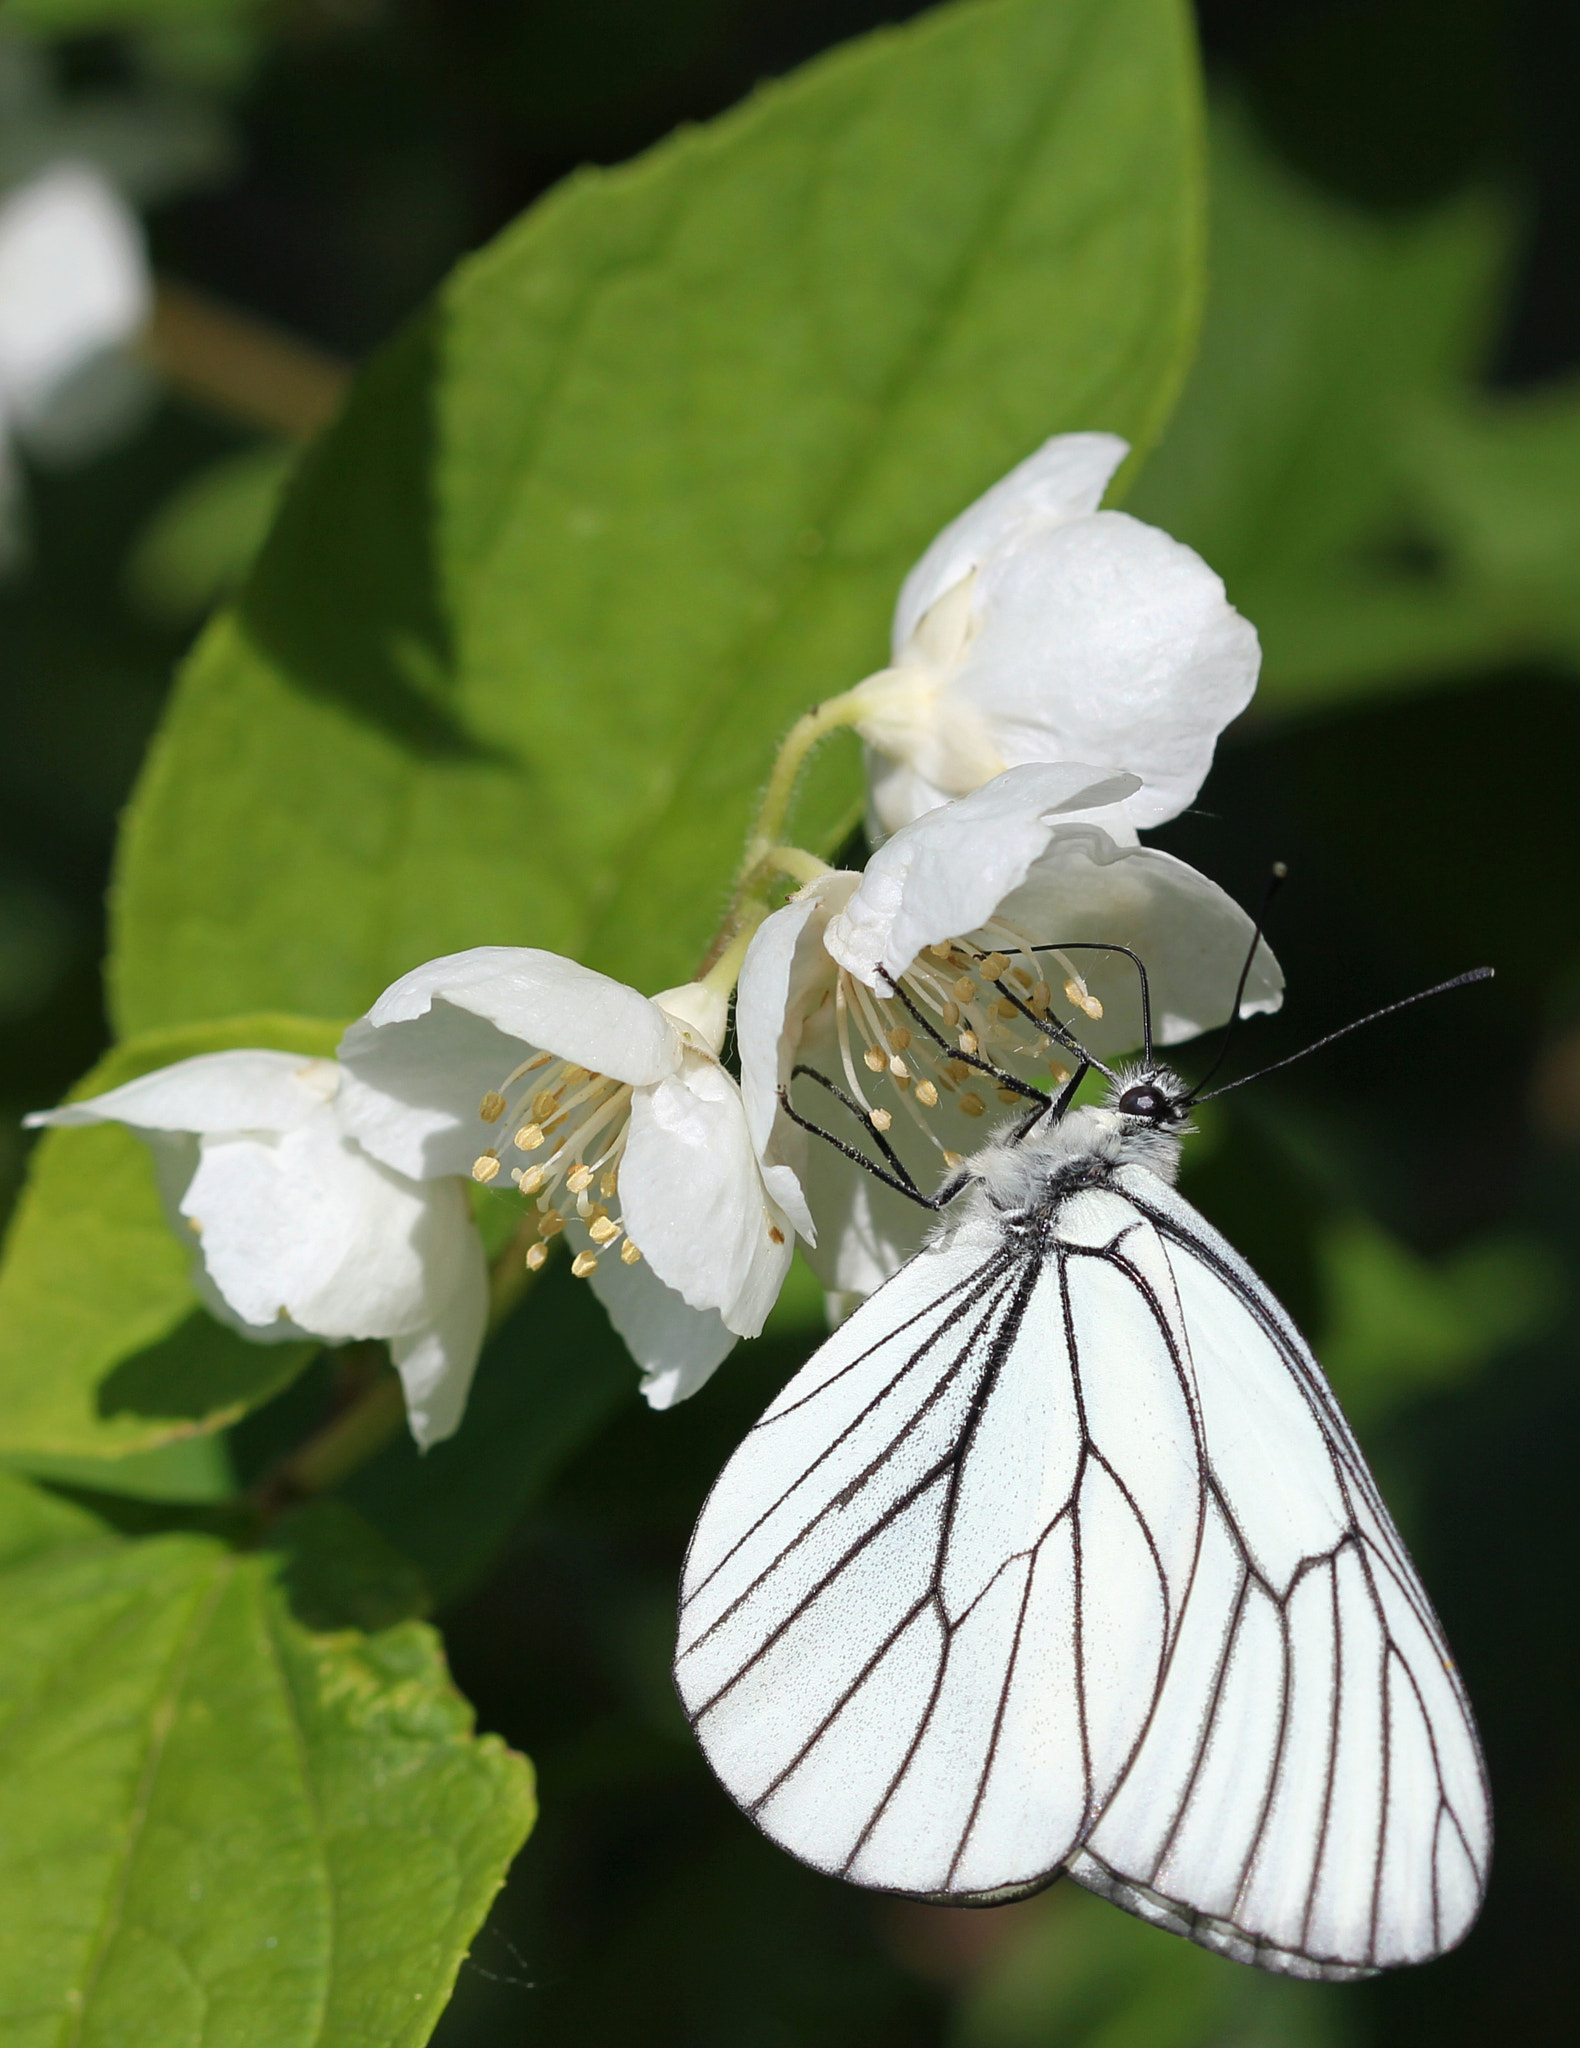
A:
[181, 1116, 475, 1346]
[337, 1000, 532, 1179]
[997, 825, 1284, 1057]
[587, 1249, 738, 1408]
[958, 510, 1260, 830]
[338, 946, 682, 1179]
[619, 1055, 792, 1337]
[825, 762, 1140, 987]
[735, 873, 861, 1243]
[894, 432, 1128, 646]
[25, 1049, 336, 1136]
[388, 1221, 490, 1449]
[361, 946, 680, 1084]
[795, 1116, 933, 1296]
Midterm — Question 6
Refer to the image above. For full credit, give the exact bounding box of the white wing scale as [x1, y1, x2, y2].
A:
[674, 1166, 1490, 1981]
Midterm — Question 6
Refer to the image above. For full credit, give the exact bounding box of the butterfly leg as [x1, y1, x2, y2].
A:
[875, 968, 1063, 1099]
[780, 1068, 965, 1210]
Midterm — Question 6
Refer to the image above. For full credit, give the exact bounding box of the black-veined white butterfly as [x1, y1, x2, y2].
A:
[674, 943, 1492, 1982]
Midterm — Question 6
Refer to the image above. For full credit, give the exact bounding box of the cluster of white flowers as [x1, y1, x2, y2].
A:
[31, 433, 1281, 1447]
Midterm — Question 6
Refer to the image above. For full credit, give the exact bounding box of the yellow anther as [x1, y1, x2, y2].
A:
[539, 1211, 565, 1239]
[1032, 980, 1052, 1015]
[888, 1053, 909, 1079]
[514, 1122, 545, 1151]
[571, 1250, 598, 1278]
[887, 1026, 911, 1052]
[561, 1066, 588, 1089]
[525, 1241, 549, 1272]
[959, 1091, 986, 1118]
[479, 1090, 507, 1123]
[915, 1079, 940, 1108]
[942, 1000, 961, 1027]
[979, 952, 1010, 980]
[1048, 1064, 1072, 1088]
[517, 1165, 545, 1195]
[947, 1059, 972, 1082]
[928, 943, 956, 961]
[943, 1150, 965, 1168]
[995, 999, 1020, 1021]
[863, 1045, 886, 1073]
[997, 1086, 1021, 1105]
[769, 1225, 786, 1246]
[532, 1090, 560, 1121]
[620, 1239, 642, 1265]
[472, 1154, 501, 1184]
[870, 1107, 893, 1131]
[566, 1164, 594, 1194]
[1008, 967, 1033, 992]
[600, 1169, 618, 1200]
[589, 1215, 620, 1245]
[959, 1031, 979, 1056]
[1064, 977, 1104, 1020]
[953, 976, 977, 1004]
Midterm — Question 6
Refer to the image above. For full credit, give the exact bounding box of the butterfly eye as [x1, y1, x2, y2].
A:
[1118, 1084, 1170, 1120]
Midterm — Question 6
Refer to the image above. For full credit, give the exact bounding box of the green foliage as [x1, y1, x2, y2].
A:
[1408, 373, 1580, 661]
[1316, 1213, 1560, 1428]
[0, 1471, 533, 2048]
[1128, 105, 1523, 712]
[123, 443, 296, 627]
[0, 1016, 340, 1460]
[952, 1884, 1344, 2048]
[109, 0, 1206, 1034]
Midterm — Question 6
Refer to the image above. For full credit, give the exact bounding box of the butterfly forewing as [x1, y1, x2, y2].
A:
[675, 1164, 1490, 1982]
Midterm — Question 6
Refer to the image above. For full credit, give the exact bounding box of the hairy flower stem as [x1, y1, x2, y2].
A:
[695, 686, 861, 981]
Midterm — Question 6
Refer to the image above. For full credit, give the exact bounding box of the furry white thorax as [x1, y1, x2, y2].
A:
[940, 1067, 1188, 1237]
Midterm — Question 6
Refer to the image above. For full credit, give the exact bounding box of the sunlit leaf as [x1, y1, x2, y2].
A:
[110, 0, 1206, 1032]
[0, 1474, 533, 2048]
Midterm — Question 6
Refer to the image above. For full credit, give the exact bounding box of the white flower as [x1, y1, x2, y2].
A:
[335, 947, 794, 1409]
[737, 763, 1283, 1296]
[26, 1050, 487, 1448]
[850, 432, 1260, 838]
[0, 162, 151, 562]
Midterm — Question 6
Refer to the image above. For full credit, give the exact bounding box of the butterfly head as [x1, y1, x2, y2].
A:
[1109, 1065, 1192, 1130]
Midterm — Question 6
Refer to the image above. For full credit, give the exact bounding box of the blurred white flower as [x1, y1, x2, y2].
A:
[851, 432, 1261, 838]
[737, 763, 1282, 1296]
[336, 947, 794, 1409]
[27, 1050, 487, 1448]
[0, 161, 152, 563]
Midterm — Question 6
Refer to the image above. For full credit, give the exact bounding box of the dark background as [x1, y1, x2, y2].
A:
[2, 2, 1576, 2043]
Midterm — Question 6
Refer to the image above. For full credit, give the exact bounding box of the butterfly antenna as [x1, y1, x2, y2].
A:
[1029, 941, 1153, 1065]
[1192, 967, 1494, 1105]
[1179, 862, 1288, 1105]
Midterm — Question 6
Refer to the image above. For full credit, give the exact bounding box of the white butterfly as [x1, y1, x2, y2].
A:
[674, 972, 1491, 1983]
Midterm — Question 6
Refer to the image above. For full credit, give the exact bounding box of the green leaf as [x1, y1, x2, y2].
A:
[110, 0, 1205, 1033]
[123, 443, 297, 628]
[0, 1016, 341, 1461]
[1127, 104, 1523, 714]
[952, 1881, 1343, 2048]
[0, 1472, 533, 2048]
[1405, 374, 1580, 663]
[1316, 1214, 1561, 1428]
